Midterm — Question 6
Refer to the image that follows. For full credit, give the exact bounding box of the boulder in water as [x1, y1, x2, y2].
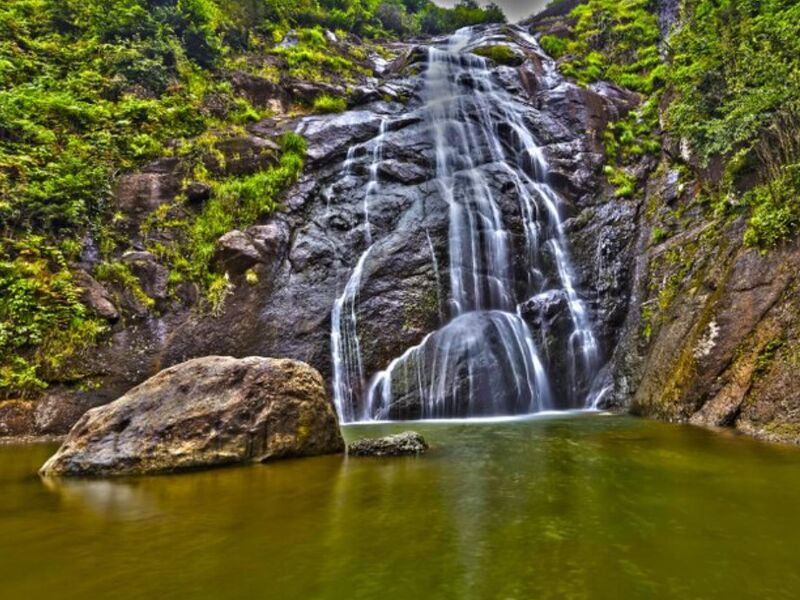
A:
[348, 431, 428, 457]
[39, 356, 345, 477]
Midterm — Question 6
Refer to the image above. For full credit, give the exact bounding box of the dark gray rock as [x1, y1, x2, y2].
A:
[115, 171, 180, 222]
[214, 230, 262, 274]
[229, 71, 286, 110]
[122, 251, 170, 301]
[348, 431, 428, 456]
[34, 389, 108, 436]
[247, 223, 289, 263]
[73, 270, 118, 322]
[0, 401, 35, 438]
[185, 181, 212, 204]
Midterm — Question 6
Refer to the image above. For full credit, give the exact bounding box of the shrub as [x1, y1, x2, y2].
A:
[0, 239, 104, 398]
[743, 169, 800, 250]
[539, 34, 569, 58]
[313, 94, 348, 114]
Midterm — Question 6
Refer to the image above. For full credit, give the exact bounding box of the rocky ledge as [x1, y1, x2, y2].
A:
[348, 431, 429, 457]
[40, 356, 344, 477]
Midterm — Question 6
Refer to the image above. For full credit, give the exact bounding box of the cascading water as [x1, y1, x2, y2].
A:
[331, 27, 600, 422]
[330, 119, 387, 422]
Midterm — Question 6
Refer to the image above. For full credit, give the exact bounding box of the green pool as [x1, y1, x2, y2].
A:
[1, 413, 799, 599]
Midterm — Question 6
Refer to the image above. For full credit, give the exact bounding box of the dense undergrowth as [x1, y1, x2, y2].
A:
[536, 0, 800, 248]
[667, 0, 800, 249]
[0, 0, 506, 398]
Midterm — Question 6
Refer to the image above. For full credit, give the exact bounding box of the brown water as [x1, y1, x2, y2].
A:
[1, 413, 799, 599]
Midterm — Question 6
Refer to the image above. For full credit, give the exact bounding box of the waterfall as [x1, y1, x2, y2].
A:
[331, 246, 372, 423]
[330, 119, 387, 422]
[332, 27, 600, 422]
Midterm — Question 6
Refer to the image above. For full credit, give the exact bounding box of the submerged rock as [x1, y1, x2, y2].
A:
[348, 431, 428, 456]
[40, 356, 344, 477]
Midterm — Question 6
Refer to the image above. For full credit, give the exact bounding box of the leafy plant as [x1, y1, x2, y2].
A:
[313, 94, 348, 114]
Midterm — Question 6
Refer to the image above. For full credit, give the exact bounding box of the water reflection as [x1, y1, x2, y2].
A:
[1, 415, 800, 599]
[42, 478, 161, 521]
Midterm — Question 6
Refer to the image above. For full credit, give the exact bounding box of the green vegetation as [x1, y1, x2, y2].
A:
[0, 238, 104, 397]
[313, 94, 348, 114]
[547, 0, 662, 93]
[224, 0, 505, 39]
[419, 1, 505, 35]
[267, 26, 370, 83]
[666, 0, 800, 249]
[472, 45, 521, 66]
[651, 226, 669, 244]
[539, 0, 800, 248]
[539, 35, 569, 58]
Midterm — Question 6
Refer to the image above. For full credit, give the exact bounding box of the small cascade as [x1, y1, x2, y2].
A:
[330, 120, 387, 422]
[331, 247, 372, 423]
[364, 119, 387, 243]
[365, 311, 552, 420]
[332, 26, 601, 422]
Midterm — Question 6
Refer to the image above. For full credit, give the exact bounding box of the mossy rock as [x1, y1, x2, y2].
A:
[472, 45, 524, 66]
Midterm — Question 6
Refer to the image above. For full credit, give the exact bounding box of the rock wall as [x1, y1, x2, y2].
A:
[605, 164, 800, 444]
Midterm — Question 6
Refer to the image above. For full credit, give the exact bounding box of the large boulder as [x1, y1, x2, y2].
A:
[39, 356, 344, 477]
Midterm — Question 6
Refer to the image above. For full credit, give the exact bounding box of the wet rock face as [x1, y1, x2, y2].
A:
[348, 431, 429, 456]
[39, 357, 344, 477]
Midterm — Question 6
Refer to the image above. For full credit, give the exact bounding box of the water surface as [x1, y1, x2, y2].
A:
[2, 414, 799, 599]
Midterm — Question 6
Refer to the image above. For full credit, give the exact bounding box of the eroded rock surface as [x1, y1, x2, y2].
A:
[582, 148, 800, 444]
[40, 357, 344, 477]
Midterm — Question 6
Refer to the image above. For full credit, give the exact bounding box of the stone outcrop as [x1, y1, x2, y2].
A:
[348, 431, 428, 456]
[73, 270, 119, 322]
[605, 188, 800, 444]
[212, 224, 289, 275]
[39, 357, 344, 477]
[213, 230, 263, 274]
